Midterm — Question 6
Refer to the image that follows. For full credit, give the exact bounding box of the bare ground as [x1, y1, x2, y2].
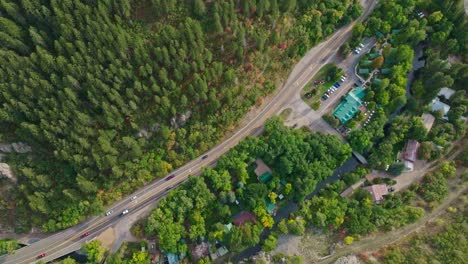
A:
[272, 231, 332, 264]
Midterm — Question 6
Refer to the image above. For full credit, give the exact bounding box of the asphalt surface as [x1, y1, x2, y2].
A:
[0, 1, 376, 263]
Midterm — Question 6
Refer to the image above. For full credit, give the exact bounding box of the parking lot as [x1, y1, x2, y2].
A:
[283, 38, 376, 135]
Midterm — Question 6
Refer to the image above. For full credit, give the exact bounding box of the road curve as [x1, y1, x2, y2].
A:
[0, 1, 376, 263]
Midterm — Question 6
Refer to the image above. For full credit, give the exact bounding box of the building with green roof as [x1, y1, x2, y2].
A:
[259, 172, 272, 183]
[373, 78, 382, 86]
[362, 60, 372, 66]
[359, 68, 370, 75]
[381, 68, 392, 74]
[369, 52, 381, 59]
[333, 86, 367, 124]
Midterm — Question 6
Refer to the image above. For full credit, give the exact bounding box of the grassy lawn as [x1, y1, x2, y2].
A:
[279, 108, 292, 120]
[301, 63, 341, 110]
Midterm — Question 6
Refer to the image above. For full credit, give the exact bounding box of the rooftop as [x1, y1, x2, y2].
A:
[430, 98, 450, 117]
[333, 86, 367, 124]
[402, 140, 420, 162]
[421, 113, 435, 132]
[437, 87, 455, 100]
[364, 184, 388, 203]
[254, 158, 272, 177]
[233, 211, 257, 226]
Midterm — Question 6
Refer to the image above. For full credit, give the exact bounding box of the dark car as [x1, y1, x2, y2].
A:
[81, 232, 90, 238]
[321, 94, 329, 101]
[202, 155, 208, 160]
[38, 253, 46, 259]
[334, 82, 340, 87]
[166, 174, 175, 181]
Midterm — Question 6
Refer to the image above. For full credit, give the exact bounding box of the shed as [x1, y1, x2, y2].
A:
[369, 52, 381, 59]
[259, 172, 272, 183]
[166, 253, 179, 264]
[362, 60, 372, 66]
[224, 223, 233, 233]
[373, 78, 382, 86]
[266, 203, 276, 215]
[381, 68, 392, 74]
[359, 68, 370, 75]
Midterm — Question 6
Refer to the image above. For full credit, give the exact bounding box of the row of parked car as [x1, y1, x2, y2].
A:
[353, 43, 365, 54]
[321, 74, 347, 101]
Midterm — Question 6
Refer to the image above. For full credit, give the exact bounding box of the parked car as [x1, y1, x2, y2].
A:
[80, 232, 90, 238]
[122, 209, 129, 215]
[131, 195, 137, 201]
[166, 174, 175, 180]
[321, 94, 329, 101]
[105, 210, 113, 216]
[38, 253, 46, 259]
[202, 155, 208, 160]
[359, 43, 365, 48]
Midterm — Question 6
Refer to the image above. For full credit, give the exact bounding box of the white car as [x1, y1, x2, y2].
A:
[122, 209, 129, 215]
[359, 43, 365, 48]
[105, 210, 113, 216]
[131, 196, 137, 201]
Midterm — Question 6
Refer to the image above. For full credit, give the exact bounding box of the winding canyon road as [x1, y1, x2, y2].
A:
[0, 1, 376, 263]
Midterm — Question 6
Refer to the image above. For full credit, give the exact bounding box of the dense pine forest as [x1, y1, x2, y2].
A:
[0, 0, 363, 232]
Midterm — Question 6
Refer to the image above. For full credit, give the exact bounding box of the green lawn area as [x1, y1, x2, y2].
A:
[301, 63, 341, 110]
[278, 108, 292, 120]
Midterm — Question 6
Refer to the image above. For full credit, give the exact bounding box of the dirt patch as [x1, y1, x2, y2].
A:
[96, 227, 115, 250]
[299, 232, 332, 263]
[272, 234, 301, 256]
[272, 231, 332, 263]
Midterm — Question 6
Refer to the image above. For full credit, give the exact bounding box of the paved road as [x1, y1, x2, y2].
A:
[0, 1, 376, 263]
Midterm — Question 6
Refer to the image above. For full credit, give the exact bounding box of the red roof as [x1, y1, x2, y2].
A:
[233, 211, 257, 226]
[364, 184, 388, 202]
[403, 140, 420, 162]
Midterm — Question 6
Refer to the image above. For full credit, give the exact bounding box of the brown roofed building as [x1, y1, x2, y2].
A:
[421, 113, 435, 132]
[189, 242, 209, 262]
[402, 140, 420, 162]
[364, 184, 388, 203]
[233, 211, 257, 226]
[254, 158, 272, 177]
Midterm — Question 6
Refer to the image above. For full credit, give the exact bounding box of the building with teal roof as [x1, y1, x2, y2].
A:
[381, 68, 392, 74]
[369, 52, 381, 59]
[359, 68, 370, 75]
[373, 78, 382, 86]
[333, 86, 367, 124]
[266, 203, 276, 215]
[362, 60, 372, 66]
